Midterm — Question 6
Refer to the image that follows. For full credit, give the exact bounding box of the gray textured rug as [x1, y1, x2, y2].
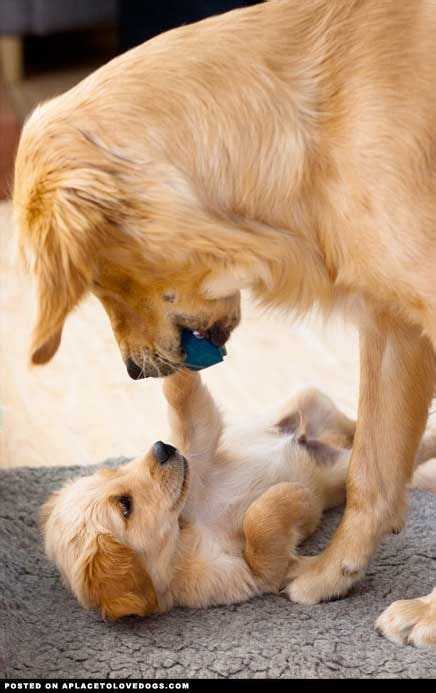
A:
[0, 460, 435, 679]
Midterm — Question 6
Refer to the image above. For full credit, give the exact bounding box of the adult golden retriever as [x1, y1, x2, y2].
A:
[13, 0, 436, 646]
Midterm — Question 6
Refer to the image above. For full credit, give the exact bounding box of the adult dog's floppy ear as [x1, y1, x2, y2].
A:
[82, 534, 158, 620]
[18, 161, 121, 365]
[29, 252, 88, 365]
[29, 233, 88, 366]
[30, 246, 86, 366]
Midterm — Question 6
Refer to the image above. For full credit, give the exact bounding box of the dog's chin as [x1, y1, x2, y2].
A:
[145, 362, 178, 378]
[127, 358, 178, 379]
[130, 316, 237, 379]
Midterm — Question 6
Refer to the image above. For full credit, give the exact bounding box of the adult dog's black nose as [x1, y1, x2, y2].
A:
[208, 320, 232, 348]
[153, 441, 177, 464]
[126, 358, 145, 380]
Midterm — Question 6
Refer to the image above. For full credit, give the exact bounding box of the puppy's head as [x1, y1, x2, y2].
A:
[13, 110, 241, 378]
[41, 442, 189, 619]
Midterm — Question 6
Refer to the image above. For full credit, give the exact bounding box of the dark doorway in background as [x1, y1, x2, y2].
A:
[120, 1, 261, 51]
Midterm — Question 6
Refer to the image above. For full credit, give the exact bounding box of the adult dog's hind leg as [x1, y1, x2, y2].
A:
[287, 316, 435, 606]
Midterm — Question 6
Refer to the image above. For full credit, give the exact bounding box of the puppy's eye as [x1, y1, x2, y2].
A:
[118, 496, 132, 518]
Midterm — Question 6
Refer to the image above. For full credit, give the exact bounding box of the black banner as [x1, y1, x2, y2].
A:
[0, 679, 433, 691]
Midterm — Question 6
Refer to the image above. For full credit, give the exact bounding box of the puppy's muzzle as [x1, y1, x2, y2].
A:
[152, 441, 177, 464]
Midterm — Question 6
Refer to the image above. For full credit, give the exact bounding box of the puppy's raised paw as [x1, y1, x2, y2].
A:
[376, 591, 436, 648]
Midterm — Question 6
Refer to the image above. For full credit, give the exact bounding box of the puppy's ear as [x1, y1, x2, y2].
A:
[82, 534, 158, 620]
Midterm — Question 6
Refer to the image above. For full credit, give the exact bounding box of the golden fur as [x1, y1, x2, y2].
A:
[42, 372, 436, 621]
[41, 372, 357, 618]
[14, 0, 436, 644]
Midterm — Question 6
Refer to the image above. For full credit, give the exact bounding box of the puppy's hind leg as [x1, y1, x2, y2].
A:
[276, 387, 355, 450]
[243, 482, 322, 592]
[415, 430, 436, 466]
[413, 430, 436, 492]
[275, 387, 354, 509]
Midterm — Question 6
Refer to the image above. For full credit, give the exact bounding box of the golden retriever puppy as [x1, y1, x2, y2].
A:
[14, 1, 436, 643]
[42, 373, 356, 619]
[42, 372, 436, 621]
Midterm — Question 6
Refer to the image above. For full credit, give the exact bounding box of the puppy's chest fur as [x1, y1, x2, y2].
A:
[168, 428, 315, 608]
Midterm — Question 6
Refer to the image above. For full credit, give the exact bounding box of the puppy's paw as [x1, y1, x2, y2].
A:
[376, 592, 436, 648]
[284, 553, 361, 605]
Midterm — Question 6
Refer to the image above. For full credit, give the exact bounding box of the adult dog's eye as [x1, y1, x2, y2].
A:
[118, 496, 132, 518]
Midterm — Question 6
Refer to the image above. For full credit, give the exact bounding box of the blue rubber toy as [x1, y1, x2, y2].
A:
[181, 329, 227, 371]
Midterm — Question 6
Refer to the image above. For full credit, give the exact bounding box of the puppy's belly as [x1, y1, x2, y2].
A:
[195, 436, 311, 530]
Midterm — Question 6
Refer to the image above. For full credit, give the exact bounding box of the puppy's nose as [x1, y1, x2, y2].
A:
[153, 441, 177, 464]
[126, 358, 145, 380]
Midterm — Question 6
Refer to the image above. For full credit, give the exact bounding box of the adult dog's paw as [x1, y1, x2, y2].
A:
[376, 591, 436, 648]
[284, 553, 360, 605]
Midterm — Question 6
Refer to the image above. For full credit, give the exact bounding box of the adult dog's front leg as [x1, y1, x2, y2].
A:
[286, 317, 435, 605]
[376, 588, 436, 648]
